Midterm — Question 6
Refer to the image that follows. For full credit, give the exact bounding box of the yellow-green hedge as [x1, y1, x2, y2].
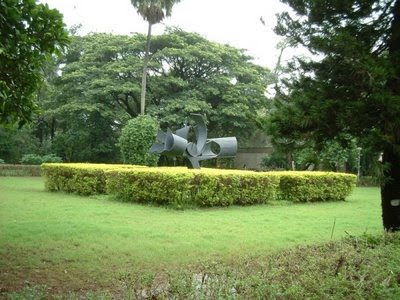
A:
[41, 163, 146, 195]
[106, 167, 280, 207]
[41, 164, 356, 206]
[277, 171, 357, 202]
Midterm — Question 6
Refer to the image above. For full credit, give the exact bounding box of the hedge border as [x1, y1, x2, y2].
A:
[41, 164, 356, 207]
[0, 164, 42, 176]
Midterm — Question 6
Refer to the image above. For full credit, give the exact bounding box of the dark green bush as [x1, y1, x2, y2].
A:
[20, 153, 62, 165]
[20, 154, 42, 165]
[42, 154, 63, 163]
[357, 176, 380, 187]
[119, 115, 159, 166]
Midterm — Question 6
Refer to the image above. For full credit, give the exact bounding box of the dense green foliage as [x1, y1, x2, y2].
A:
[0, 29, 270, 164]
[262, 133, 361, 172]
[42, 163, 356, 207]
[0, 126, 41, 163]
[271, 0, 400, 230]
[150, 29, 271, 138]
[0, 0, 68, 126]
[119, 115, 159, 165]
[20, 154, 42, 165]
[20, 153, 62, 165]
[0, 177, 386, 297]
[272, 0, 399, 149]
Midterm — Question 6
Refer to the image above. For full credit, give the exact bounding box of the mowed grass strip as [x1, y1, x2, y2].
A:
[0, 177, 382, 292]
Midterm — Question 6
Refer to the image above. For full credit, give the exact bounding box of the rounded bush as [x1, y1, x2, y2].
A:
[21, 154, 42, 165]
[42, 154, 63, 163]
[119, 115, 159, 166]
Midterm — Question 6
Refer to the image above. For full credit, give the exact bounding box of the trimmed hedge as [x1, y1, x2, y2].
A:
[106, 167, 280, 207]
[0, 164, 42, 176]
[41, 163, 146, 195]
[41, 164, 356, 207]
[278, 171, 357, 202]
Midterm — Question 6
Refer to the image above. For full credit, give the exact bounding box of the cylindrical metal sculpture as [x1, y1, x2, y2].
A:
[149, 114, 237, 169]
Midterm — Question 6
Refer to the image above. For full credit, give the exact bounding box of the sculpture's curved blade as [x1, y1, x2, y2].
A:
[190, 114, 207, 155]
[148, 114, 237, 169]
[156, 129, 167, 142]
[175, 126, 190, 140]
[149, 143, 164, 154]
[186, 142, 198, 157]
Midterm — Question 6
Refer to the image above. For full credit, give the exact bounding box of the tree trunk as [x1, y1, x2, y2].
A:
[381, 144, 400, 231]
[287, 151, 294, 170]
[140, 22, 152, 115]
[381, 0, 400, 231]
[50, 117, 56, 141]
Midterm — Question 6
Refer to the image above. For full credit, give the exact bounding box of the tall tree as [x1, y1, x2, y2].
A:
[148, 29, 272, 139]
[23, 30, 270, 162]
[270, 0, 400, 230]
[130, 0, 181, 115]
[53, 34, 147, 118]
[0, 0, 68, 126]
[44, 34, 137, 162]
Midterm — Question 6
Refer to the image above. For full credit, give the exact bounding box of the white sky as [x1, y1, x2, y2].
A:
[41, 0, 301, 70]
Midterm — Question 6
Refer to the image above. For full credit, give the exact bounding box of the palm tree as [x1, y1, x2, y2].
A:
[131, 0, 181, 115]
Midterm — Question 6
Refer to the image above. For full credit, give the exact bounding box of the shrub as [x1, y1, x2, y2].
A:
[0, 158, 4, 164]
[42, 154, 63, 163]
[42, 164, 280, 206]
[261, 152, 288, 170]
[41, 163, 146, 195]
[0, 164, 41, 176]
[119, 116, 159, 166]
[20, 154, 42, 165]
[277, 171, 357, 202]
[20, 153, 62, 165]
[358, 176, 380, 187]
[42, 164, 356, 208]
[106, 167, 280, 207]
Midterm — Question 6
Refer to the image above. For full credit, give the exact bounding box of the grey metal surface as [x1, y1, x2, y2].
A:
[149, 114, 237, 169]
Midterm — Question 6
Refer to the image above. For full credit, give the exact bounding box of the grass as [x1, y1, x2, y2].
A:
[0, 176, 384, 296]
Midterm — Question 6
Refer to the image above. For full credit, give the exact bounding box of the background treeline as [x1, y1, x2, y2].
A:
[0, 27, 380, 180]
[0, 28, 272, 164]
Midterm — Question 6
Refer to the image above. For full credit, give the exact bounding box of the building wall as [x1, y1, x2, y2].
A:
[234, 146, 273, 170]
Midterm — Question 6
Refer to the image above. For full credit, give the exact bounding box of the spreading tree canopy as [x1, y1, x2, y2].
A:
[53, 30, 271, 140]
[149, 29, 272, 139]
[0, 0, 68, 126]
[270, 0, 400, 230]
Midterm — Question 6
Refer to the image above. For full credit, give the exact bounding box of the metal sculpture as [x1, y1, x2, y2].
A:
[149, 114, 237, 169]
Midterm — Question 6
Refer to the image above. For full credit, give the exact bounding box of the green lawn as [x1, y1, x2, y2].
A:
[0, 176, 383, 292]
